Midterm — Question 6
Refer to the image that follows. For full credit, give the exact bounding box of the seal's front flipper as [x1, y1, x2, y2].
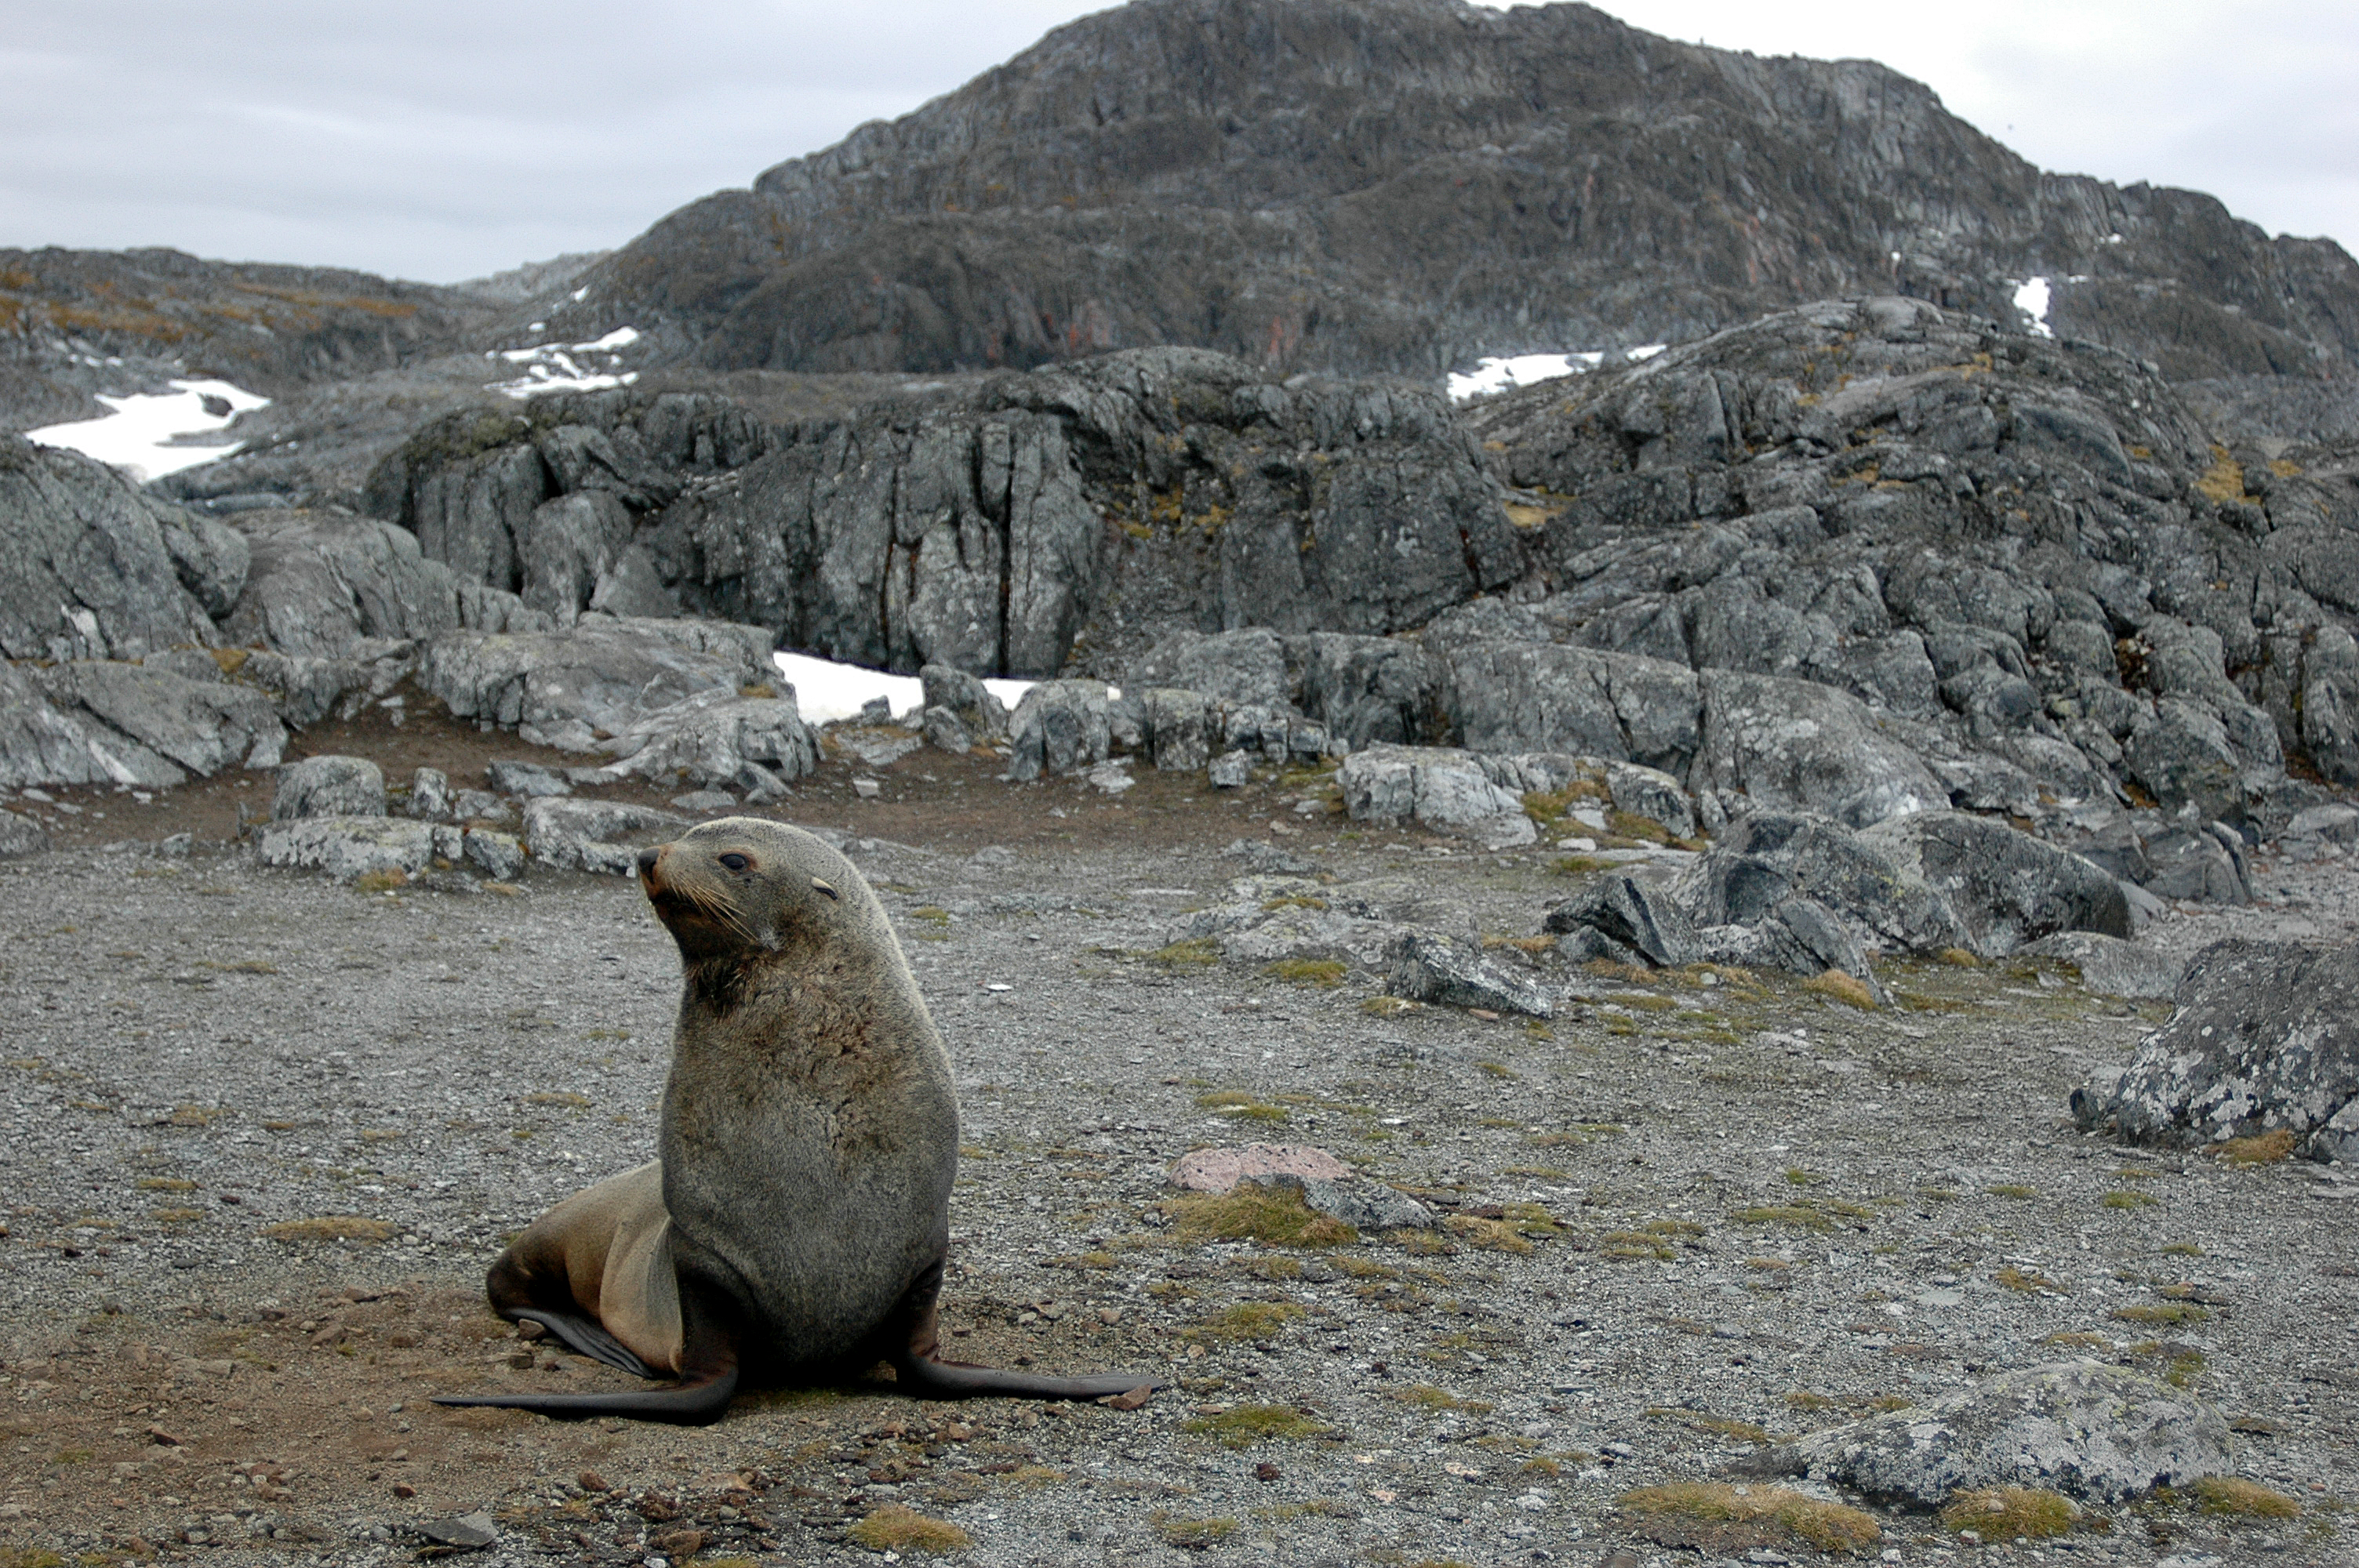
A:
[510, 1308, 654, 1378]
[434, 1280, 740, 1425]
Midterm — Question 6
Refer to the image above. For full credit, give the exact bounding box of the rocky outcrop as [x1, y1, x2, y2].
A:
[1773, 1361, 2234, 1504]
[418, 616, 772, 751]
[368, 350, 1513, 681]
[0, 659, 286, 789]
[522, 798, 690, 877]
[2071, 936, 2359, 1160]
[1, 435, 245, 662]
[272, 756, 386, 819]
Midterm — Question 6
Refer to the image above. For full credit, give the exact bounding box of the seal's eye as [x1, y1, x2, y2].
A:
[718, 853, 751, 872]
[810, 877, 839, 900]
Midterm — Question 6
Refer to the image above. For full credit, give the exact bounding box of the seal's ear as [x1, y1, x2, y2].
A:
[810, 878, 839, 901]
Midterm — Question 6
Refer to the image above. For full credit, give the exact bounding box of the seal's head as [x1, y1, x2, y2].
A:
[638, 818, 845, 969]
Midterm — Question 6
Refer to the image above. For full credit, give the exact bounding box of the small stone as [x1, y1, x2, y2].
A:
[852, 777, 881, 800]
[1208, 750, 1252, 789]
[392, 1483, 416, 1499]
[420, 1512, 498, 1549]
[1255, 1461, 1281, 1482]
[577, 1469, 610, 1492]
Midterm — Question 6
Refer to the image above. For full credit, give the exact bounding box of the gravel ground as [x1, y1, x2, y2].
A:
[2, 771, 2355, 1568]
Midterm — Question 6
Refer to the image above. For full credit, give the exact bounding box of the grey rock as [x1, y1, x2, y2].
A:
[1383, 930, 1554, 1018]
[1776, 1360, 2233, 1504]
[0, 434, 231, 662]
[522, 798, 691, 877]
[0, 808, 49, 858]
[26, 661, 285, 788]
[1005, 680, 1111, 781]
[1223, 838, 1323, 876]
[462, 829, 527, 882]
[1691, 670, 1948, 828]
[1253, 1173, 1434, 1232]
[1338, 744, 1534, 845]
[1674, 811, 1966, 957]
[0, 661, 185, 789]
[2071, 936, 2359, 1160]
[450, 789, 510, 824]
[1859, 810, 2132, 953]
[1139, 688, 1218, 772]
[221, 514, 466, 659]
[1543, 874, 1698, 967]
[271, 757, 386, 821]
[920, 706, 972, 754]
[521, 490, 637, 626]
[1440, 641, 1700, 773]
[485, 760, 572, 798]
[2137, 822, 2251, 904]
[2284, 802, 2359, 846]
[1207, 750, 1252, 789]
[418, 1512, 498, 1551]
[601, 690, 820, 789]
[1605, 760, 1696, 840]
[255, 817, 438, 883]
[2019, 932, 2183, 999]
[1133, 628, 1292, 709]
[2123, 699, 2244, 821]
[918, 664, 1009, 742]
[408, 768, 453, 820]
[421, 616, 772, 752]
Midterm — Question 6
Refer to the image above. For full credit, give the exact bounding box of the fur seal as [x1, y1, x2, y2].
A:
[434, 817, 1152, 1422]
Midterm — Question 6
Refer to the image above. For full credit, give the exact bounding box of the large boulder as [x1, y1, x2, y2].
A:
[0, 434, 242, 662]
[1438, 640, 1700, 773]
[221, 512, 553, 659]
[257, 816, 447, 883]
[272, 756, 387, 820]
[1691, 671, 1949, 828]
[523, 797, 691, 877]
[1672, 811, 1965, 956]
[1004, 680, 1112, 781]
[1337, 744, 1536, 846]
[2019, 932, 2183, 999]
[597, 688, 820, 790]
[1383, 930, 1556, 1018]
[918, 664, 1010, 743]
[24, 661, 285, 787]
[420, 617, 773, 750]
[2071, 936, 2359, 1160]
[1859, 810, 2131, 953]
[1773, 1361, 2233, 1504]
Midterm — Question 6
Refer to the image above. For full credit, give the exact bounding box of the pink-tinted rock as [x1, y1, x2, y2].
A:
[1169, 1143, 1351, 1193]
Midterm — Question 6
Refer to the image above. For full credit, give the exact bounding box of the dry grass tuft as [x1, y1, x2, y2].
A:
[2210, 1127, 2296, 1166]
[845, 1504, 972, 1554]
[1194, 1090, 1289, 1123]
[351, 868, 409, 894]
[1361, 996, 1418, 1016]
[1169, 1184, 1354, 1247]
[262, 1215, 394, 1243]
[1803, 969, 1876, 1009]
[1263, 958, 1347, 989]
[2192, 1476, 2299, 1519]
[1617, 1482, 1881, 1553]
[1938, 1486, 2082, 1540]
[1150, 1513, 1238, 1549]
[1148, 938, 1222, 971]
[1187, 1301, 1306, 1342]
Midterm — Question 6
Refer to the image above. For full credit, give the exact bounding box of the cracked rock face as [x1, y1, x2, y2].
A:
[1776, 1359, 2234, 1504]
[2073, 935, 2359, 1161]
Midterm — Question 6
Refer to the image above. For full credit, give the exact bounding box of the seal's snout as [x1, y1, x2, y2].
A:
[637, 844, 665, 891]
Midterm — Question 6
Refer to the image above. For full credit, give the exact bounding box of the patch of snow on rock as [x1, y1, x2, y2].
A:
[2013, 276, 2055, 338]
[25, 379, 268, 481]
[488, 326, 645, 399]
[773, 649, 1034, 724]
[1447, 351, 1604, 401]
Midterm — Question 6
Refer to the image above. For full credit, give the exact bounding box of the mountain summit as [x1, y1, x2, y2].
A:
[551, 0, 2359, 384]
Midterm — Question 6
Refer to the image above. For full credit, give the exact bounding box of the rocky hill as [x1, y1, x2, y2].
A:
[542, 0, 2359, 390]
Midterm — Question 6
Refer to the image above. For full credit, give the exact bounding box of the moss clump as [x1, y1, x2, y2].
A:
[1148, 937, 1221, 970]
[136, 1177, 197, 1192]
[1150, 1513, 1238, 1548]
[1938, 947, 1981, 967]
[1396, 1384, 1493, 1414]
[1180, 1403, 1330, 1446]
[1995, 1265, 2061, 1294]
[2103, 1189, 2161, 1210]
[2212, 1127, 2296, 1166]
[2192, 1476, 2299, 1519]
[1986, 1184, 2039, 1200]
[262, 1215, 394, 1243]
[845, 1504, 972, 1554]
[1938, 1486, 2081, 1540]
[1187, 1301, 1306, 1344]
[1605, 809, 1671, 844]
[2112, 1301, 2210, 1326]
[2193, 445, 2248, 505]
[1550, 855, 1611, 877]
[1445, 1214, 1533, 1254]
[1617, 1482, 1881, 1554]
[1194, 1090, 1289, 1123]
[1171, 1185, 1354, 1248]
[1263, 958, 1346, 989]
[1804, 969, 1876, 1009]
[1361, 996, 1417, 1017]
[352, 868, 409, 894]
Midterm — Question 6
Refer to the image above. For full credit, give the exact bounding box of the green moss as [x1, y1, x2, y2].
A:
[1148, 938, 1222, 970]
[1170, 1187, 1354, 1248]
[1180, 1403, 1331, 1446]
[1263, 958, 1347, 989]
[1939, 1487, 2082, 1541]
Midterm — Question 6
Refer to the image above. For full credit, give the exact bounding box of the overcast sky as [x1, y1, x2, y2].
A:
[3, 0, 2351, 285]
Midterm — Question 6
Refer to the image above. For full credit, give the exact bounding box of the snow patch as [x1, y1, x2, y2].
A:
[2012, 277, 2054, 338]
[1626, 343, 1667, 362]
[1448, 351, 1604, 401]
[488, 326, 645, 399]
[772, 650, 1040, 725]
[24, 379, 269, 482]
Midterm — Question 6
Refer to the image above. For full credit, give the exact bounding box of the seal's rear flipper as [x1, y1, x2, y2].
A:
[432, 1365, 739, 1425]
[435, 1279, 740, 1425]
[509, 1308, 655, 1379]
[894, 1355, 1161, 1402]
